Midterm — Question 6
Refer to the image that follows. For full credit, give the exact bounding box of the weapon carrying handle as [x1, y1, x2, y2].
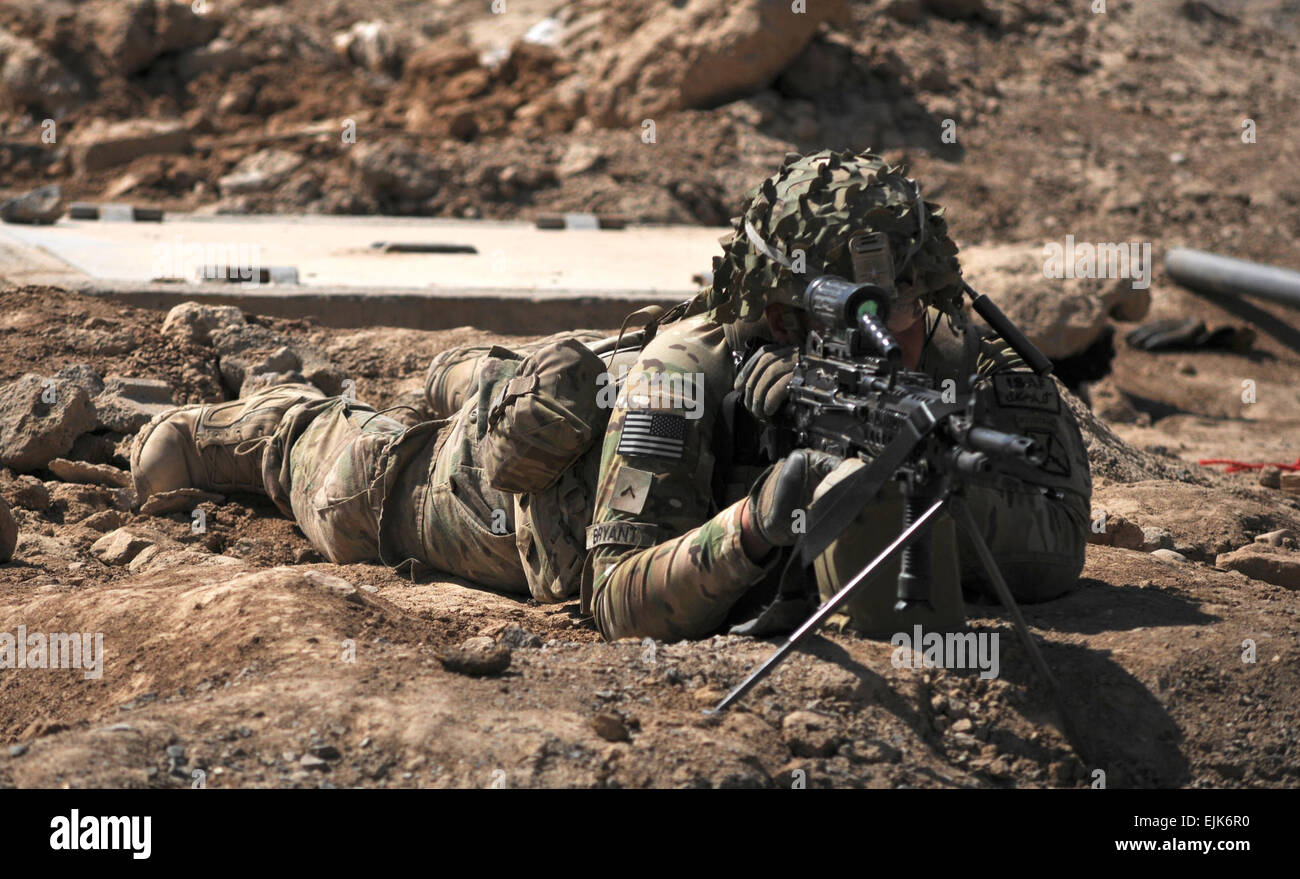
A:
[963, 283, 1054, 377]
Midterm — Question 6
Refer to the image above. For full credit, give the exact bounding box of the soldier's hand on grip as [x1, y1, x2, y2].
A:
[747, 449, 839, 547]
[735, 343, 797, 422]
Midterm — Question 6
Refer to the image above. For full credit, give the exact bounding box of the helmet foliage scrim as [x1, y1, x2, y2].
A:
[707, 149, 964, 324]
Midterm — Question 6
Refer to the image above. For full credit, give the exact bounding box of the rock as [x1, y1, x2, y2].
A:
[0, 375, 96, 472]
[1086, 511, 1144, 550]
[1216, 545, 1300, 589]
[177, 38, 247, 79]
[494, 624, 544, 649]
[8, 743, 28, 758]
[239, 371, 308, 398]
[218, 149, 303, 195]
[0, 28, 82, 110]
[781, 710, 840, 758]
[591, 711, 630, 742]
[0, 185, 63, 225]
[950, 717, 974, 733]
[350, 141, 445, 202]
[300, 753, 329, 771]
[1280, 472, 1300, 495]
[308, 743, 341, 760]
[47, 458, 132, 488]
[1255, 529, 1295, 548]
[298, 569, 363, 605]
[1258, 468, 1282, 489]
[333, 20, 405, 74]
[71, 119, 191, 174]
[81, 509, 127, 532]
[584, 0, 846, 126]
[216, 86, 254, 115]
[1141, 526, 1174, 552]
[437, 636, 512, 677]
[93, 0, 219, 76]
[1150, 549, 1189, 564]
[850, 739, 901, 763]
[1, 473, 49, 512]
[94, 376, 175, 434]
[161, 302, 247, 346]
[90, 528, 154, 566]
[128, 544, 217, 574]
[139, 488, 225, 516]
[210, 323, 343, 396]
[54, 365, 106, 398]
[90, 0, 156, 76]
[556, 142, 604, 178]
[0, 496, 16, 562]
[154, 0, 220, 54]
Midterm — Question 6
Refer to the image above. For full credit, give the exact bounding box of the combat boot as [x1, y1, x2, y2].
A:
[131, 383, 326, 502]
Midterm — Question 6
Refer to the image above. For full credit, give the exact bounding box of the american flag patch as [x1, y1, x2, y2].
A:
[617, 411, 687, 460]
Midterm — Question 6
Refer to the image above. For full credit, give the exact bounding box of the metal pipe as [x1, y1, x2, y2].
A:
[1166, 247, 1300, 312]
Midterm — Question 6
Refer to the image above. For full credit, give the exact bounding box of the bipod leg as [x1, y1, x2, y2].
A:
[948, 495, 1094, 768]
[709, 496, 948, 714]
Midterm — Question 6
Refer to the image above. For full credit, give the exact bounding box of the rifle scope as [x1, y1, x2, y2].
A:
[803, 275, 901, 362]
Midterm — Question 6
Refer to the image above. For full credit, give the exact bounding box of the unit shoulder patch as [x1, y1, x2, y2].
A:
[992, 373, 1060, 413]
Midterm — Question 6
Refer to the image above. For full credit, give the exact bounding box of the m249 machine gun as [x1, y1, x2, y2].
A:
[712, 258, 1087, 757]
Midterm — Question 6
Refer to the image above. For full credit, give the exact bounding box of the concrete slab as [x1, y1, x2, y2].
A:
[0, 214, 721, 294]
[0, 213, 725, 331]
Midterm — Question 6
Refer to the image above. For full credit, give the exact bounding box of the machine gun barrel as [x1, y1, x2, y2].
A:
[966, 426, 1044, 465]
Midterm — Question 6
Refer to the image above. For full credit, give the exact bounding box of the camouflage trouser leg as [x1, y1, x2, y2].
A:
[265, 397, 409, 564]
[422, 330, 610, 419]
[956, 484, 1089, 603]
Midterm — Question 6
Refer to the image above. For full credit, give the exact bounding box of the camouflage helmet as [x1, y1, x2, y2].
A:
[707, 149, 965, 324]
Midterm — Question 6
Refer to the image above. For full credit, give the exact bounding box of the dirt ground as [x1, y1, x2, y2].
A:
[1, 0, 1299, 788]
[0, 283, 1297, 789]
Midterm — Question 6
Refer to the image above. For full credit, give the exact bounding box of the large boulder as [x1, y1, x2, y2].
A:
[349, 141, 445, 203]
[0, 375, 96, 473]
[332, 20, 407, 75]
[0, 28, 83, 110]
[217, 149, 303, 196]
[1216, 544, 1300, 590]
[0, 185, 63, 225]
[90, 528, 154, 566]
[160, 302, 247, 346]
[94, 376, 176, 433]
[959, 243, 1151, 360]
[210, 323, 346, 397]
[581, 0, 847, 126]
[90, 0, 219, 76]
[71, 119, 191, 174]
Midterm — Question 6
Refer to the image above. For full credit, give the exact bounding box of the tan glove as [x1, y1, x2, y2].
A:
[747, 449, 839, 547]
[734, 343, 797, 422]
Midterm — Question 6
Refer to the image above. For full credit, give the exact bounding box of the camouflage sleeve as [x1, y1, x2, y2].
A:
[581, 327, 774, 641]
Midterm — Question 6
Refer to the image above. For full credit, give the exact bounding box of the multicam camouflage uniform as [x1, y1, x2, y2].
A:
[246, 331, 615, 602]
[132, 148, 1092, 644]
[581, 303, 1091, 641]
